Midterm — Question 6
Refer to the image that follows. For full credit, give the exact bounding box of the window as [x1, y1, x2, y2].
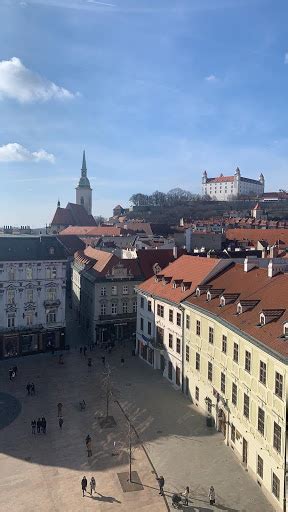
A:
[140, 317, 144, 331]
[100, 303, 106, 315]
[233, 342, 239, 363]
[169, 309, 173, 322]
[156, 326, 164, 345]
[275, 372, 283, 399]
[208, 326, 214, 344]
[272, 473, 280, 500]
[26, 313, 33, 325]
[195, 386, 199, 401]
[186, 315, 190, 329]
[259, 361, 267, 386]
[157, 304, 164, 317]
[111, 285, 118, 296]
[243, 393, 250, 419]
[26, 266, 32, 279]
[26, 289, 33, 302]
[52, 267, 57, 279]
[7, 315, 15, 328]
[208, 361, 213, 382]
[148, 300, 152, 312]
[111, 303, 117, 315]
[258, 407, 265, 436]
[46, 311, 55, 324]
[222, 335, 227, 354]
[168, 361, 173, 380]
[7, 290, 15, 304]
[122, 285, 128, 295]
[196, 320, 201, 336]
[100, 286, 106, 296]
[206, 397, 212, 414]
[221, 372, 226, 394]
[232, 383, 237, 406]
[257, 455, 263, 479]
[169, 333, 173, 348]
[185, 345, 190, 362]
[245, 351, 251, 373]
[176, 312, 181, 326]
[47, 288, 56, 301]
[122, 302, 128, 314]
[133, 302, 137, 313]
[273, 423, 282, 453]
[196, 352, 200, 371]
[140, 296, 144, 308]
[176, 338, 181, 354]
[231, 424, 235, 443]
[8, 268, 15, 280]
[147, 321, 151, 336]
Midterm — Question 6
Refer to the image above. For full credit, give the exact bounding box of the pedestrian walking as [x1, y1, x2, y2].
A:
[83, 346, 87, 356]
[81, 476, 87, 497]
[86, 439, 92, 457]
[36, 417, 41, 433]
[30, 383, 35, 395]
[157, 475, 165, 496]
[13, 366, 18, 376]
[90, 476, 96, 495]
[88, 357, 92, 367]
[121, 356, 124, 366]
[208, 486, 215, 506]
[31, 419, 36, 434]
[101, 355, 105, 366]
[9, 368, 14, 380]
[41, 417, 47, 434]
[26, 383, 31, 395]
[182, 486, 190, 506]
[80, 346, 83, 354]
[58, 417, 63, 429]
[57, 402, 63, 417]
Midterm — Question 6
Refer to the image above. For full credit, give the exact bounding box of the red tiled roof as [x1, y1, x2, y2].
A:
[185, 264, 288, 357]
[120, 222, 153, 236]
[138, 255, 226, 303]
[136, 249, 185, 279]
[60, 226, 127, 236]
[51, 203, 96, 227]
[78, 247, 143, 277]
[56, 235, 85, 255]
[226, 229, 288, 246]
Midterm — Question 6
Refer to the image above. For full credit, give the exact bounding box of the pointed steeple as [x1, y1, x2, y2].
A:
[57, 199, 60, 208]
[81, 150, 87, 177]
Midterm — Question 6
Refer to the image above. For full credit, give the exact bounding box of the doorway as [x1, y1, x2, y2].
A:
[160, 355, 165, 373]
[185, 376, 189, 396]
[176, 366, 181, 386]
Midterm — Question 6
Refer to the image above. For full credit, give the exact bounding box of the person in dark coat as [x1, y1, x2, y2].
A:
[157, 475, 165, 496]
[9, 368, 13, 380]
[59, 417, 63, 430]
[81, 476, 87, 496]
[41, 417, 47, 434]
[30, 383, 35, 395]
[26, 383, 31, 395]
[36, 418, 41, 433]
[31, 419, 36, 434]
[83, 346, 87, 356]
[57, 402, 63, 417]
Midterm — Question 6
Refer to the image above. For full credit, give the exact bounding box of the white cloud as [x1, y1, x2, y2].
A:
[0, 57, 78, 103]
[86, 0, 116, 6]
[205, 74, 217, 82]
[284, 53, 288, 64]
[0, 143, 55, 163]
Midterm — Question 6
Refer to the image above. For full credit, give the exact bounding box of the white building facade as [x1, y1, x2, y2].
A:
[202, 168, 265, 201]
[0, 237, 66, 358]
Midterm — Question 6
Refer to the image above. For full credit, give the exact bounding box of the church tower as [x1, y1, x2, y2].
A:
[76, 150, 92, 215]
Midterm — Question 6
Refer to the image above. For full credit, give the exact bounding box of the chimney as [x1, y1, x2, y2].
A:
[173, 246, 178, 259]
[244, 257, 258, 272]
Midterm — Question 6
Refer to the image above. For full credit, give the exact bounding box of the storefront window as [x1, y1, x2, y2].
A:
[21, 334, 38, 353]
[4, 336, 18, 357]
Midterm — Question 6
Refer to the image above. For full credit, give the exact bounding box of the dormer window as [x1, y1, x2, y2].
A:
[196, 288, 201, 297]
[207, 291, 212, 301]
[284, 323, 288, 338]
[260, 313, 265, 326]
[260, 309, 285, 326]
[237, 303, 243, 315]
[220, 297, 225, 307]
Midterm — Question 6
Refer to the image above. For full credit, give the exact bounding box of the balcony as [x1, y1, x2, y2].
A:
[98, 312, 136, 322]
[141, 335, 164, 350]
[44, 299, 61, 308]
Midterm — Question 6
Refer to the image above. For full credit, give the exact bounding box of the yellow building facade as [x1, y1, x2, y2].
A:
[183, 299, 287, 512]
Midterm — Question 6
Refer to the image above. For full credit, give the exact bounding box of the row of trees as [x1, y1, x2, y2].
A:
[129, 188, 210, 207]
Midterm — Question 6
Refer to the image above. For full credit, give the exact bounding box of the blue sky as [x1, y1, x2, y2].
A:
[1, 0, 288, 226]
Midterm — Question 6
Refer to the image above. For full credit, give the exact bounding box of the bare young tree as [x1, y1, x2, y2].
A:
[101, 364, 113, 418]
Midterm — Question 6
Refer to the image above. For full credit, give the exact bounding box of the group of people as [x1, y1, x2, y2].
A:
[81, 476, 96, 496]
[26, 382, 35, 395]
[31, 417, 47, 434]
[157, 476, 216, 508]
[9, 366, 18, 380]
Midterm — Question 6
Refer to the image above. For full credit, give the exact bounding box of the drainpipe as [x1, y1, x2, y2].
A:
[179, 305, 185, 394]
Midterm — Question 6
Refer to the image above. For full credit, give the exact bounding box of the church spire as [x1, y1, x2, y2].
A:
[81, 150, 87, 177]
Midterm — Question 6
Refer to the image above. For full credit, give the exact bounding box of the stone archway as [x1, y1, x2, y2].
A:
[218, 408, 227, 437]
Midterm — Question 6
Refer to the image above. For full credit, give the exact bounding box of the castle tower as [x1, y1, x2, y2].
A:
[76, 150, 92, 215]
